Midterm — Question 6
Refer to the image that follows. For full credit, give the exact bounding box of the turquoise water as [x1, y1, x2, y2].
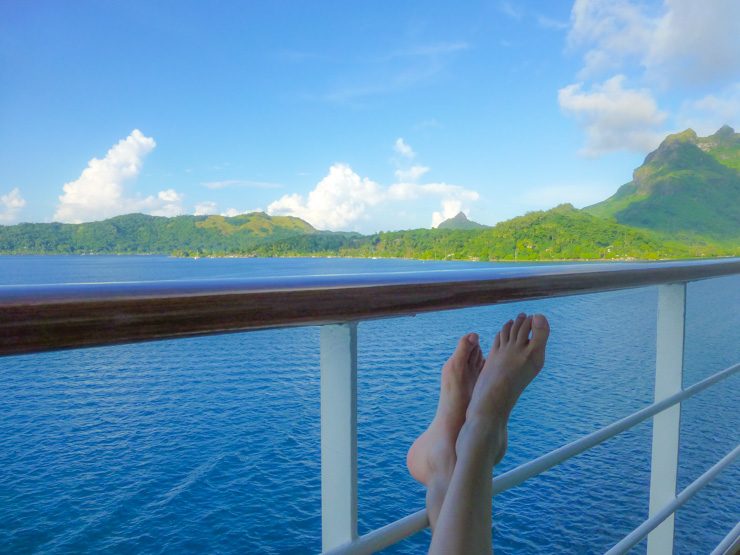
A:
[0, 255, 738, 554]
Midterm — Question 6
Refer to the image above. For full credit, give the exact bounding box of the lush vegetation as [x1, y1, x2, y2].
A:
[1, 126, 738, 261]
[2, 205, 736, 261]
[585, 126, 740, 242]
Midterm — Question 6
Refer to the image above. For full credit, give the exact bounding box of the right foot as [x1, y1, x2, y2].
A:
[407, 333, 485, 486]
[459, 313, 550, 465]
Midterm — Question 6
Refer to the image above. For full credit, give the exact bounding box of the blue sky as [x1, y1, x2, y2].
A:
[1, 0, 738, 231]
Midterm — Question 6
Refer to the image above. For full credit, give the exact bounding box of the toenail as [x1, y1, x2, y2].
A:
[533, 314, 546, 328]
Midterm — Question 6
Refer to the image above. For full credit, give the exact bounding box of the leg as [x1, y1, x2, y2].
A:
[407, 333, 485, 529]
[430, 313, 550, 554]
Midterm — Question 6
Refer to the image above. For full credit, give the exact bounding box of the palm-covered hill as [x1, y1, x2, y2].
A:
[1, 126, 738, 261]
[0, 212, 332, 255]
[585, 125, 740, 242]
[0, 204, 715, 260]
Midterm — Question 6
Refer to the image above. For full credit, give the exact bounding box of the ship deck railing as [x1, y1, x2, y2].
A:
[1, 259, 739, 555]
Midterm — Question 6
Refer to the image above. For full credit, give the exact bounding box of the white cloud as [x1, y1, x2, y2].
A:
[394, 165, 430, 182]
[568, 0, 740, 86]
[563, 0, 740, 154]
[194, 201, 219, 216]
[677, 84, 740, 135]
[268, 164, 383, 230]
[0, 187, 26, 224]
[394, 138, 415, 158]
[568, 0, 654, 79]
[224, 208, 263, 217]
[432, 200, 465, 228]
[267, 163, 479, 232]
[149, 189, 184, 217]
[53, 130, 184, 223]
[558, 75, 667, 156]
[646, 0, 740, 87]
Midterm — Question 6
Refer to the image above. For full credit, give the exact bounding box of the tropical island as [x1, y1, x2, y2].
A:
[2, 126, 738, 261]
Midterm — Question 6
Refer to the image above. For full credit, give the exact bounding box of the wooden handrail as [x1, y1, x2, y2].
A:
[1, 259, 739, 356]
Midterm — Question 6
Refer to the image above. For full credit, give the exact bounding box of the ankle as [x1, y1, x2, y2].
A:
[456, 415, 507, 468]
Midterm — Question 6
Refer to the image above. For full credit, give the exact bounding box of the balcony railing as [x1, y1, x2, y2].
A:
[1, 259, 739, 554]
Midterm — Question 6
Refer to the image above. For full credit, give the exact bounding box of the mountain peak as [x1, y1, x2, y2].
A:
[663, 128, 698, 145]
[713, 124, 735, 138]
[437, 212, 488, 230]
[585, 126, 740, 240]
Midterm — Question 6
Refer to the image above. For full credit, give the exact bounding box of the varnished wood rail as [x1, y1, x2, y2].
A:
[1, 259, 739, 356]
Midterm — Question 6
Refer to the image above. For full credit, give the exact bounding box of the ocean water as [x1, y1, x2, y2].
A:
[0, 255, 738, 554]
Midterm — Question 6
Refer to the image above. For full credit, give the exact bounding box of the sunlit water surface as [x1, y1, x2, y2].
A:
[0, 255, 738, 554]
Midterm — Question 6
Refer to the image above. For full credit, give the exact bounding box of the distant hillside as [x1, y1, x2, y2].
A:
[437, 212, 489, 230]
[337, 204, 698, 261]
[585, 126, 740, 241]
[0, 212, 322, 255]
[1, 205, 716, 260]
[3, 126, 740, 261]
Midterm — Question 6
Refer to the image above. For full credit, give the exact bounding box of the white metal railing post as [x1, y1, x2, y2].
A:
[320, 323, 359, 551]
[647, 283, 686, 555]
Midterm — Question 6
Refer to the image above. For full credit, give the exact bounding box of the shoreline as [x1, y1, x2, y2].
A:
[0, 252, 736, 263]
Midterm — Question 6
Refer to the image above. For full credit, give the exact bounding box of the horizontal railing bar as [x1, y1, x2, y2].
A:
[605, 444, 740, 555]
[323, 362, 740, 555]
[711, 520, 740, 555]
[493, 362, 738, 493]
[2, 259, 739, 356]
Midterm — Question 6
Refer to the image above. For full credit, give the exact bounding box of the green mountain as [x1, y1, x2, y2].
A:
[585, 126, 740, 241]
[2, 126, 739, 261]
[437, 212, 489, 230]
[1, 204, 711, 260]
[338, 204, 696, 261]
[0, 212, 324, 255]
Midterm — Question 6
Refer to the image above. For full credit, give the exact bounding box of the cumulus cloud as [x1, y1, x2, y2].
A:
[562, 1, 739, 154]
[568, 0, 740, 86]
[432, 200, 465, 228]
[394, 165, 430, 182]
[646, 1, 740, 86]
[267, 163, 479, 231]
[394, 138, 415, 158]
[558, 75, 667, 156]
[268, 164, 384, 230]
[194, 202, 263, 217]
[677, 84, 740, 135]
[194, 201, 219, 216]
[53, 130, 184, 223]
[0, 187, 26, 224]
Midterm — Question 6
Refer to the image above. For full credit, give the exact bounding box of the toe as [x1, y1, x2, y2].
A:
[452, 333, 476, 364]
[493, 331, 501, 352]
[500, 319, 514, 343]
[529, 314, 550, 351]
[517, 315, 533, 345]
[510, 313, 526, 340]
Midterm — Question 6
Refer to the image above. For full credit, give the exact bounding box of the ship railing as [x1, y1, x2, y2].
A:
[1, 259, 739, 555]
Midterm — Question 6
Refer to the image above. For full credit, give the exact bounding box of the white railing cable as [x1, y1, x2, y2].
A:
[492, 362, 738, 494]
[710, 520, 740, 555]
[322, 362, 740, 555]
[605, 444, 740, 555]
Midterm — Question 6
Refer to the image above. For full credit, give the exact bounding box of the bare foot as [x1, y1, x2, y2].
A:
[460, 313, 550, 465]
[407, 333, 485, 486]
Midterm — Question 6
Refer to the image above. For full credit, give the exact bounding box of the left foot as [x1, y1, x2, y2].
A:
[407, 333, 485, 485]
